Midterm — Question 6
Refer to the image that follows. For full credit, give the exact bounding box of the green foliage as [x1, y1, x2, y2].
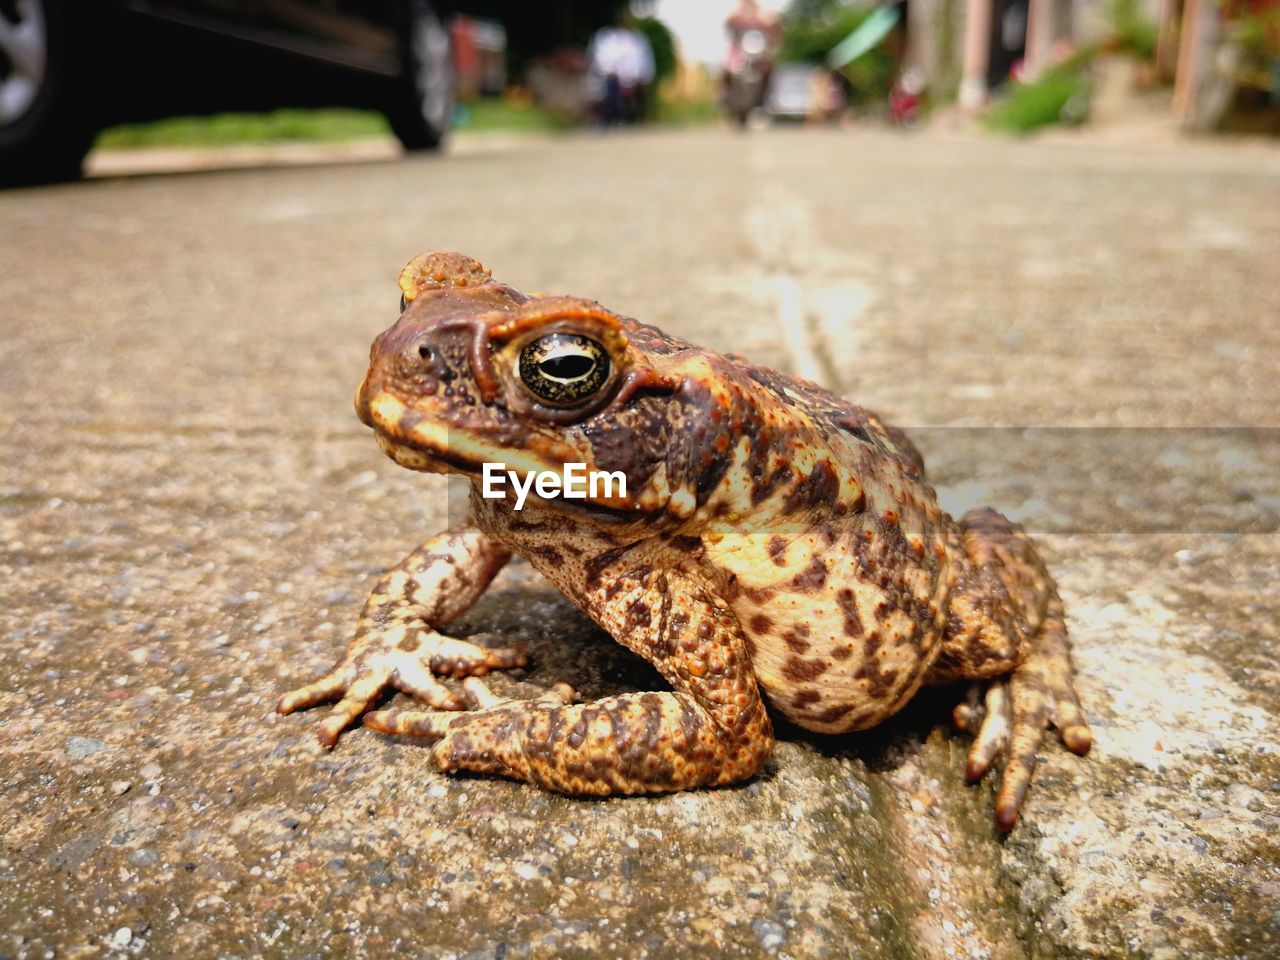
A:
[93, 100, 577, 149]
[839, 46, 897, 105]
[1106, 0, 1159, 60]
[1235, 4, 1280, 61]
[779, 2, 896, 103]
[780, 3, 871, 63]
[95, 109, 390, 148]
[985, 60, 1093, 134]
[456, 98, 572, 132]
[653, 92, 720, 126]
[635, 17, 677, 84]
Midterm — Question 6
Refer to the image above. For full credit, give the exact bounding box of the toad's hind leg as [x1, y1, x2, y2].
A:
[362, 577, 775, 795]
[928, 508, 1092, 831]
[277, 525, 525, 748]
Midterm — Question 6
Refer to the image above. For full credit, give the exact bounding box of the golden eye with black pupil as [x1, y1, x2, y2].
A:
[518, 333, 610, 407]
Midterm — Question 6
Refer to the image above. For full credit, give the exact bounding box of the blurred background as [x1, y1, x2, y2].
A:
[2, 0, 1278, 182]
[3, 3, 1280, 959]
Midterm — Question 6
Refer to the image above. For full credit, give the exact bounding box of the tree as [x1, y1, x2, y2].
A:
[635, 16, 677, 84]
[778, 0, 899, 105]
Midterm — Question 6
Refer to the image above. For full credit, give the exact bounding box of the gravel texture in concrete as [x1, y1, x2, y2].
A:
[2, 129, 1278, 959]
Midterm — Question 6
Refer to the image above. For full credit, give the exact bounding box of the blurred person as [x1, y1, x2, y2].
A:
[806, 68, 845, 126]
[588, 18, 655, 126]
[725, 0, 778, 52]
[722, 0, 780, 125]
[889, 65, 925, 128]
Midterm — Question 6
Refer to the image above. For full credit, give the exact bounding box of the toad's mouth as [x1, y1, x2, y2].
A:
[363, 386, 601, 483]
[359, 391, 642, 522]
[361, 392, 561, 479]
[374, 432, 482, 477]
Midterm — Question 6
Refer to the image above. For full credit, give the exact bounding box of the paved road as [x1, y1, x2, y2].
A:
[2, 128, 1279, 959]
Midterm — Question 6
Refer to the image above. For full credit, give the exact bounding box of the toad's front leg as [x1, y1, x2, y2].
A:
[365, 579, 774, 794]
[277, 525, 525, 747]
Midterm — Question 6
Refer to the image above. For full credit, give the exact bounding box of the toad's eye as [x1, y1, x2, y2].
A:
[400, 294, 408, 313]
[518, 333, 611, 407]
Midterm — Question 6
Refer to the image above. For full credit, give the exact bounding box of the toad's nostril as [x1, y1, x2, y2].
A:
[418, 344, 435, 362]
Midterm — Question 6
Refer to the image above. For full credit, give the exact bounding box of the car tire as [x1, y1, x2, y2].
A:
[385, 0, 454, 152]
[0, 0, 94, 186]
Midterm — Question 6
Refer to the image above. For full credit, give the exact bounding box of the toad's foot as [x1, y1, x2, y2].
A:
[365, 676, 577, 738]
[954, 602, 1092, 831]
[365, 677, 582, 780]
[277, 526, 516, 747]
[277, 626, 527, 748]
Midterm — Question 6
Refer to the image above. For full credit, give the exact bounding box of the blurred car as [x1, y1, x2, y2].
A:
[0, 0, 456, 186]
[764, 63, 817, 122]
[764, 63, 844, 125]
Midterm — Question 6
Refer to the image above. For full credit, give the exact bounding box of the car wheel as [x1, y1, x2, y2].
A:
[0, 0, 93, 186]
[385, 0, 454, 152]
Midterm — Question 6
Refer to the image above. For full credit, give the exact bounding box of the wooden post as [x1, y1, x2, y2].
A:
[1173, 0, 1198, 115]
[960, 0, 994, 109]
[907, 0, 943, 88]
[1155, 0, 1181, 82]
[1173, 0, 1219, 123]
[1025, 0, 1056, 79]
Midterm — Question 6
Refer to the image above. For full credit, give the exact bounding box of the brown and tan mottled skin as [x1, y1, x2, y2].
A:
[278, 251, 1093, 831]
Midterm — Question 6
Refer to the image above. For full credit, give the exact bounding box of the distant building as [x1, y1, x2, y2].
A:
[903, 0, 1260, 129]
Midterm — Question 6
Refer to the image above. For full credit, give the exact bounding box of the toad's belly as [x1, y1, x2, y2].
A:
[746, 606, 941, 733]
[710, 529, 951, 734]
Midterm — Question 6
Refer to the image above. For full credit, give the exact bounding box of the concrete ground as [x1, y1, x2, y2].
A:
[2, 127, 1278, 960]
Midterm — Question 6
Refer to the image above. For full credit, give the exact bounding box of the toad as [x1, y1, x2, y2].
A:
[278, 252, 1092, 830]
